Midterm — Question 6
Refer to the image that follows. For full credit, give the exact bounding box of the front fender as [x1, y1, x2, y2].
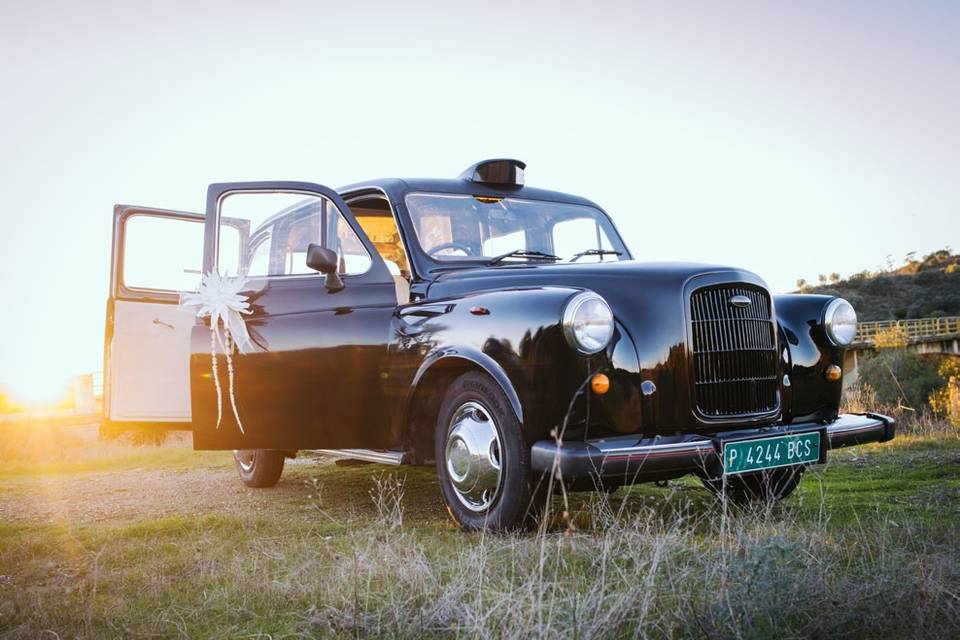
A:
[388, 286, 590, 444]
[774, 293, 844, 422]
[412, 346, 524, 424]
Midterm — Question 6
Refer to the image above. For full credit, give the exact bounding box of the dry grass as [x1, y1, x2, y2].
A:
[0, 418, 958, 638]
[843, 385, 959, 438]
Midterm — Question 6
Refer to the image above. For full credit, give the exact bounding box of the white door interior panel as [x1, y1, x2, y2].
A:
[109, 301, 195, 421]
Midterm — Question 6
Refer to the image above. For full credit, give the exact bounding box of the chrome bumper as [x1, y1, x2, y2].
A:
[530, 413, 895, 481]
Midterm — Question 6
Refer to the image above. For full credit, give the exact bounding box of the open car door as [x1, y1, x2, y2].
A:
[190, 182, 401, 451]
[103, 205, 218, 429]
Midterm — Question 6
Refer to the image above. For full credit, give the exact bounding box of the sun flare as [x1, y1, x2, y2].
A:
[2, 374, 74, 412]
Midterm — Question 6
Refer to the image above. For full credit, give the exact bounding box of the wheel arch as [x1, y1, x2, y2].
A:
[403, 348, 524, 463]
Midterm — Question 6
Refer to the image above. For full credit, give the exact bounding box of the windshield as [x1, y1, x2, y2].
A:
[405, 193, 628, 264]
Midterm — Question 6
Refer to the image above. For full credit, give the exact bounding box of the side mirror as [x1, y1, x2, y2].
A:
[306, 243, 345, 292]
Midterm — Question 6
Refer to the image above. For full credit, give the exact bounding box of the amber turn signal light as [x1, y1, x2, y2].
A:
[825, 364, 843, 382]
[591, 373, 610, 395]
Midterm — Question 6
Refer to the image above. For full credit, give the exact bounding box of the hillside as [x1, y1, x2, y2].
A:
[797, 248, 960, 322]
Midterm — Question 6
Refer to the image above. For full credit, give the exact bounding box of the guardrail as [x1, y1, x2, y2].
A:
[855, 316, 960, 345]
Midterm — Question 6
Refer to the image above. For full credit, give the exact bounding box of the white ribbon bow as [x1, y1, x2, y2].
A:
[180, 271, 254, 433]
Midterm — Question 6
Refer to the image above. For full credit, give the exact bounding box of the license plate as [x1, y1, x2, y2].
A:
[722, 432, 821, 476]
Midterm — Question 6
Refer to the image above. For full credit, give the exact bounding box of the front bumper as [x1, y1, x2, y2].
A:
[530, 413, 895, 482]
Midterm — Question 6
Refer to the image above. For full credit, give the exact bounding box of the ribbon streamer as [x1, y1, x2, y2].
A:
[180, 271, 254, 433]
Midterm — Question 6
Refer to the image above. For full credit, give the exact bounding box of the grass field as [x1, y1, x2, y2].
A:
[0, 419, 958, 639]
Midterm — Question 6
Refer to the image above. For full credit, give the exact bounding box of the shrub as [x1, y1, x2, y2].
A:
[857, 349, 942, 410]
[873, 325, 909, 348]
[915, 270, 941, 286]
[929, 356, 960, 427]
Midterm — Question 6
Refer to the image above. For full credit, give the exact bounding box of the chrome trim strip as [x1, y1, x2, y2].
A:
[824, 416, 882, 434]
[596, 440, 715, 455]
[314, 449, 407, 465]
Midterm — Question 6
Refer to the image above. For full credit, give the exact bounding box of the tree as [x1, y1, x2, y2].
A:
[818, 274, 827, 285]
[796, 278, 807, 290]
[829, 272, 841, 283]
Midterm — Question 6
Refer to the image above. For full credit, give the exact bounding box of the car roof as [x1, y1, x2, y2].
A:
[337, 177, 604, 210]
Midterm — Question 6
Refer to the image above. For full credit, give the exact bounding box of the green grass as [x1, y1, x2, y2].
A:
[1, 430, 959, 638]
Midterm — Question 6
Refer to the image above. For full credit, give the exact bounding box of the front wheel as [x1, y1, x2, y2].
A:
[701, 466, 805, 504]
[435, 371, 545, 532]
[233, 450, 286, 488]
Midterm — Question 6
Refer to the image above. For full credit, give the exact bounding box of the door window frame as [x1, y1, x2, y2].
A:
[204, 182, 392, 285]
[112, 206, 207, 303]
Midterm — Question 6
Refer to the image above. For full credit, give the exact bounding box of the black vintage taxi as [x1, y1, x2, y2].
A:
[103, 159, 895, 531]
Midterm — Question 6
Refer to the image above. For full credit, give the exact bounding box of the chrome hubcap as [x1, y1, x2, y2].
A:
[234, 450, 255, 472]
[445, 401, 503, 512]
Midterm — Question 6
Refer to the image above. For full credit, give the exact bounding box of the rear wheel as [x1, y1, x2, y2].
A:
[701, 466, 805, 504]
[435, 371, 545, 532]
[233, 450, 285, 488]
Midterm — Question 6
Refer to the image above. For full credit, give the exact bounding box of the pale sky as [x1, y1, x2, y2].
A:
[1, 0, 958, 403]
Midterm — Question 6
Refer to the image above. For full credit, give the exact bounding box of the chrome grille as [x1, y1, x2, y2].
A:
[690, 285, 778, 418]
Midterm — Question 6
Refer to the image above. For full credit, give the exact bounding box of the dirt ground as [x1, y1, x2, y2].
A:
[0, 467, 256, 524]
[0, 423, 337, 526]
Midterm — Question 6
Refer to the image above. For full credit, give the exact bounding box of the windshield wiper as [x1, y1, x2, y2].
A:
[488, 249, 562, 265]
[570, 249, 623, 263]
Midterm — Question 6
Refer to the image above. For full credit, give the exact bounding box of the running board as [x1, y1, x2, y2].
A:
[313, 449, 408, 466]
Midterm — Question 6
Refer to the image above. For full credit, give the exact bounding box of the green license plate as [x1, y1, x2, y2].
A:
[723, 432, 821, 476]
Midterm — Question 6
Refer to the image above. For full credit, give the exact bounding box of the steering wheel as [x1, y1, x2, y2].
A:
[427, 241, 474, 257]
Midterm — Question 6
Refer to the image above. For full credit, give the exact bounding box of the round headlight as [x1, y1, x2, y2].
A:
[562, 292, 614, 354]
[823, 298, 857, 346]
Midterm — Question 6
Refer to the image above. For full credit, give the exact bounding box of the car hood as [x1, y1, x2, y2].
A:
[427, 260, 768, 307]
[426, 258, 771, 372]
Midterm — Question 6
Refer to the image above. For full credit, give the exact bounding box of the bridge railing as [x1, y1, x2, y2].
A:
[855, 316, 960, 345]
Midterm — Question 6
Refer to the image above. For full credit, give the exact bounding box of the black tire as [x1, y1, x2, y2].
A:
[233, 450, 285, 488]
[435, 371, 546, 532]
[701, 466, 805, 504]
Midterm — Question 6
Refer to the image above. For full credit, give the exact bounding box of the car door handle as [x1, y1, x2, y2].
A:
[153, 318, 175, 330]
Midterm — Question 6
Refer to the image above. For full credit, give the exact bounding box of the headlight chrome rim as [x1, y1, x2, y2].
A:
[823, 298, 858, 346]
[562, 291, 615, 355]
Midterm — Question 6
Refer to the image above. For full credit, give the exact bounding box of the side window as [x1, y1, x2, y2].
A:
[218, 193, 372, 277]
[123, 214, 203, 292]
[552, 217, 613, 261]
[352, 199, 411, 278]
